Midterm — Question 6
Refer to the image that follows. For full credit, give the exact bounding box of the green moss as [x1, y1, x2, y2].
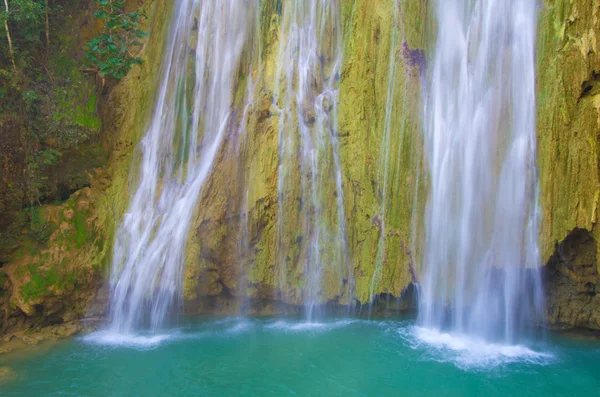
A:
[73, 210, 90, 250]
[21, 264, 59, 303]
[48, 199, 94, 253]
[52, 76, 101, 132]
[20, 260, 78, 303]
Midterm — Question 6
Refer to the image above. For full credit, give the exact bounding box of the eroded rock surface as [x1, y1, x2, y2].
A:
[544, 229, 600, 330]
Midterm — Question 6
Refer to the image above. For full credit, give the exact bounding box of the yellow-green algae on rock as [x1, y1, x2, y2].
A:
[537, 0, 600, 330]
[179, 0, 429, 312]
[338, 0, 428, 304]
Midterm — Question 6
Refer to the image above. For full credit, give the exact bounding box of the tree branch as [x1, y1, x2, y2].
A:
[45, 0, 50, 58]
[3, 0, 17, 72]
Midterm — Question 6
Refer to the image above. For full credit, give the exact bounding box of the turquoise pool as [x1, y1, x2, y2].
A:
[1, 317, 598, 396]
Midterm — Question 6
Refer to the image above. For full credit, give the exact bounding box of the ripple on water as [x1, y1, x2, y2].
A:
[398, 326, 555, 371]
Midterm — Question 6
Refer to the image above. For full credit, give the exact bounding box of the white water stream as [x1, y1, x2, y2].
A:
[273, 0, 350, 319]
[107, 0, 254, 334]
[419, 0, 544, 343]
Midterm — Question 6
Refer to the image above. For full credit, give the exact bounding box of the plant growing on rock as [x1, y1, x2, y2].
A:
[85, 0, 147, 84]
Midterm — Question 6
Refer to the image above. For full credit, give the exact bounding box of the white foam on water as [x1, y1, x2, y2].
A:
[206, 317, 246, 327]
[81, 330, 177, 350]
[399, 326, 554, 370]
[223, 321, 254, 335]
[82, 318, 259, 349]
[265, 319, 358, 333]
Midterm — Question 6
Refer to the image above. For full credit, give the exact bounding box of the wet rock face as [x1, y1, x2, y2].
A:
[536, 0, 600, 331]
[544, 228, 600, 330]
[537, 0, 600, 269]
[0, 187, 106, 335]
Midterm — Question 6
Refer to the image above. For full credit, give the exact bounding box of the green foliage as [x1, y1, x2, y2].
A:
[0, 0, 105, 208]
[25, 148, 62, 174]
[27, 206, 54, 243]
[24, 148, 62, 203]
[7, 0, 45, 43]
[0, 69, 19, 106]
[22, 89, 41, 114]
[86, 0, 147, 79]
[0, 0, 56, 71]
[37, 148, 61, 166]
[0, 271, 7, 297]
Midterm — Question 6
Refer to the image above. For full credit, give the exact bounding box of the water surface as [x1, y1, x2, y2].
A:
[1, 318, 598, 396]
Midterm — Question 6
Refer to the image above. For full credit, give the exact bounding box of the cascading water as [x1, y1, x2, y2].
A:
[419, 0, 544, 343]
[274, 0, 350, 319]
[106, 0, 254, 334]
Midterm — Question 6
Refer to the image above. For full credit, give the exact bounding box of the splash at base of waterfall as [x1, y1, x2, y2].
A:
[400, 326, 554, 370]
[82, 331, 176, 350]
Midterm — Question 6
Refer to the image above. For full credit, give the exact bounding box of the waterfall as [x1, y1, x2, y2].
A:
[419, 0, 544, 343]
[107, 0, 254, 334]
[274, 0, 350, 319]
